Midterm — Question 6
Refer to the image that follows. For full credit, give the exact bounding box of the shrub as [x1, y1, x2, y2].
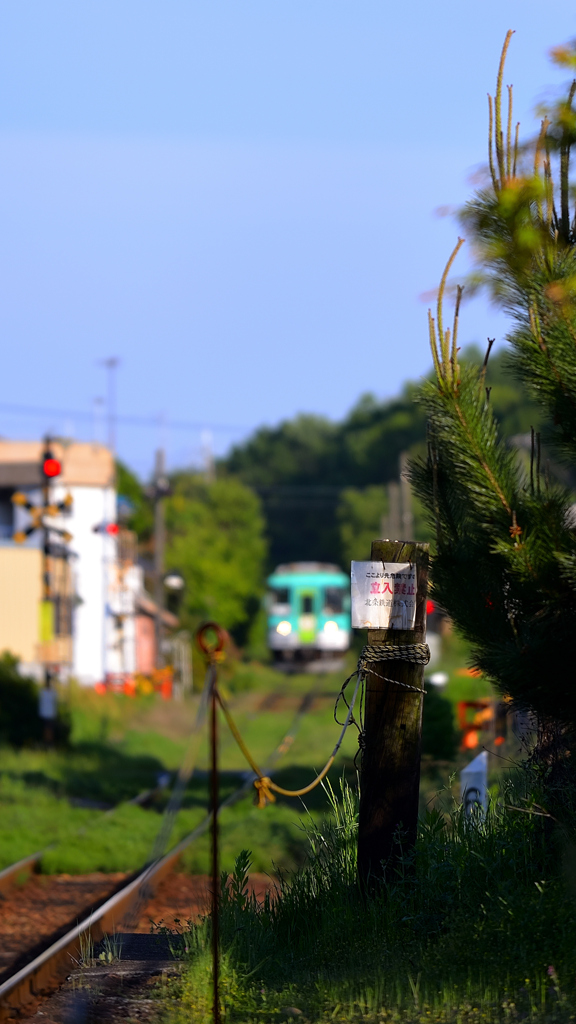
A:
[0, 652, 69, 746]
[421, 681, 458, 759]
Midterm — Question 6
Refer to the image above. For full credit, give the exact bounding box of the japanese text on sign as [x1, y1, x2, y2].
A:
[350, 561, 417, 629]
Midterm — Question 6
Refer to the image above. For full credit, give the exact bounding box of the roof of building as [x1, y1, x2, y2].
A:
[136, 592, 179, 629]
[0, 440, 115, 488]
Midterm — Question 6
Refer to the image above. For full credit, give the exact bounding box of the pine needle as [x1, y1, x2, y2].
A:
[488, 94, 498, 191]
[495, 30, 515, 185]
[506, 84, 513, 180]
[436, 238, 465, 387]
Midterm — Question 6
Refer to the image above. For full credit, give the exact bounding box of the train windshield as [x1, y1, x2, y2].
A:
[269, 588, 291, 614]
[324, 587, 345, 614]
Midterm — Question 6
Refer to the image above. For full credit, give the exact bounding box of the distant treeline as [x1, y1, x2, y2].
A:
[119, 347, 544, 649]
[224, 346, 543, 567]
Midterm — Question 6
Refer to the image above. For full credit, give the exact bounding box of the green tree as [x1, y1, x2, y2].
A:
[337, 485, 388, 566]
[115, 460, 154, 540]
[165, 474, 267, 646]
[412, 33, 576, 757]
[225, 354, 541, 568]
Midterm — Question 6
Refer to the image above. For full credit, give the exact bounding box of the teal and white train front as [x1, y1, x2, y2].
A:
[266, 562, 350, 669]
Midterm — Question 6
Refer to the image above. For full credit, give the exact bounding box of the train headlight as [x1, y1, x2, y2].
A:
[276, 620, 292, 636]
[323, 620, 339, 634]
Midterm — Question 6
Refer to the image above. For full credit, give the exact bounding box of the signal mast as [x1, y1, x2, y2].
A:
[11, 439, 73, 740]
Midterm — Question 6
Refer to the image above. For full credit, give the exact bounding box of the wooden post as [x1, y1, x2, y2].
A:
[357, 538, 430, 887]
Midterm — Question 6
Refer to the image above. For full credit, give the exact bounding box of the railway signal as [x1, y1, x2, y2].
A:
[92, 520, 119, 535]
[12, 491, 73, 544]
[42, 449, 61, 478]
[11, 440, 74, 740]
[12, 443, 73, 545]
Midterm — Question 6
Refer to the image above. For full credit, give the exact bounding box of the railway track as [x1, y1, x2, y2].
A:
[0, 684, 324, 1020]
[0, 849, 46, 899]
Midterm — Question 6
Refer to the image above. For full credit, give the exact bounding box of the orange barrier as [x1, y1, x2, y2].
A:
[457, 699, 494, 750]
[96, 667, 174, 699]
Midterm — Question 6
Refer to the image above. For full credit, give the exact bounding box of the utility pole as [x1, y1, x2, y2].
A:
[357, 537, 430, 887]
[101, 357, 120, 453]
[153, 448, 169, 669]
[201, 429, 215, 484]
[41, 442, 53, 721]
[92, 397, 105, 444]
[382, 481, 401, 540]
[381, 454, 414, 545]
[399, 452, 414, 539]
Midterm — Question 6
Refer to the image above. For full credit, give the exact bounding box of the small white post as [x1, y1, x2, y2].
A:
[460, 750, 488, 816]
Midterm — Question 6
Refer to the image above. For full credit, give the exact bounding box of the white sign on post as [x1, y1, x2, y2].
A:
[350, 561, 417, 630]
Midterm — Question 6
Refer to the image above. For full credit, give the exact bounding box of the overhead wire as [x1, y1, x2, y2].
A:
[0, 401, 246, 434]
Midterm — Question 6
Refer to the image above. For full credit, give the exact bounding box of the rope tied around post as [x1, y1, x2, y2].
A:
[358, 643, 430, 694]
[360, 643, 431, 667]
[335, 642, 430, 726]
[335, 643, 431, 770]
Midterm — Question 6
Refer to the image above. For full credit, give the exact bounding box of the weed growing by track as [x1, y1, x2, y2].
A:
[169, 779, 576, 1023]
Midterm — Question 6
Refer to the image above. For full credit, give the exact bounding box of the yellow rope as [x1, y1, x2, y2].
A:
[215, 675, 360, 807]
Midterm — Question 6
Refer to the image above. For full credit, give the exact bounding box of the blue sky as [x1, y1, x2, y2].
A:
[0, 1, 574, 477]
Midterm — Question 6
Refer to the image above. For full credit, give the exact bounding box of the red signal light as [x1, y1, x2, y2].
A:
[426, 599, 435, 616]
[42, 457, 61, 478]
[105, 523, 119, 535]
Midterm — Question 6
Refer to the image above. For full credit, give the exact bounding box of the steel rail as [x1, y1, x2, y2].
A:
[0, 763, 271, 1020]
[0, 850, 46, 899]
[0, 684, 323, 1020]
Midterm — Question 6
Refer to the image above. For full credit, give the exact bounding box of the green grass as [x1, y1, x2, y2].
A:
[0, 657, 361, 874]
[7, 639, 563, 1023]
[164, 778, 576, 1023]
[0, 632, 488, 876]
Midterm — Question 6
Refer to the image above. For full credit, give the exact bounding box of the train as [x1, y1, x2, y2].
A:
[266, 562, 351, 670]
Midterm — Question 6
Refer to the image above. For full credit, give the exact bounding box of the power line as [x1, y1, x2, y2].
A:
[0, 402, 247, 435]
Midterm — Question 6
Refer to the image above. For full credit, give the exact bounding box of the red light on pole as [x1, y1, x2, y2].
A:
[42, 458, 60, 477]
[105, 522, 119, 535]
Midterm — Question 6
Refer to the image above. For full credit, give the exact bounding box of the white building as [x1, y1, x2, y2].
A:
[0, 440, 133, 684]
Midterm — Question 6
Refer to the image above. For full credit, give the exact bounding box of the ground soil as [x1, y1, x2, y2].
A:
[16, 946, 182, 1024]
[134, 869, 275, 932]
[0, 872, 129, 981]
[5, 872, 275, 1024]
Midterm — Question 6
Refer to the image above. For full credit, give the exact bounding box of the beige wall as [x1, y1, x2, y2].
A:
[0, 440, 114, 488]
[0, 548, 41, 663]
